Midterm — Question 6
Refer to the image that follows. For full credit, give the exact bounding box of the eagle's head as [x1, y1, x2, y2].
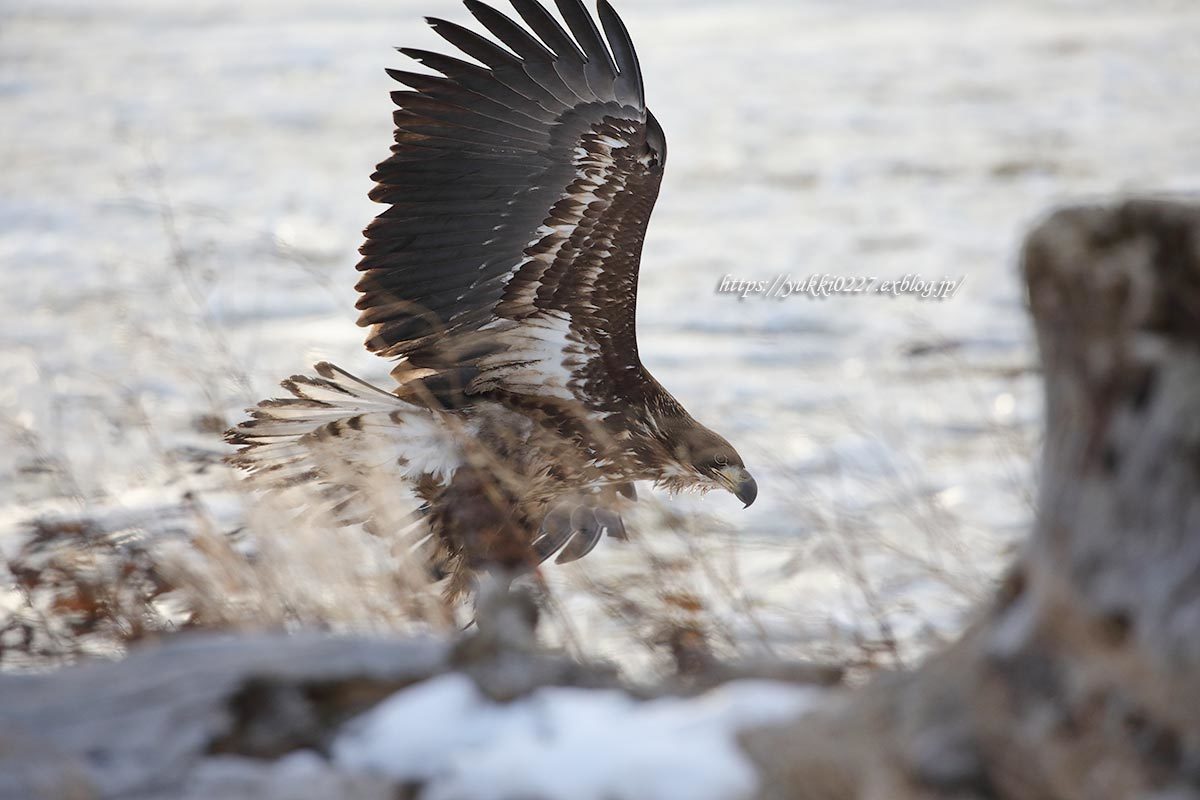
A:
[661, 423, 757, 508]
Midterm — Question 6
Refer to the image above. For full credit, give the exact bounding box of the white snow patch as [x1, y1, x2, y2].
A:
[332, 674, 822, 800]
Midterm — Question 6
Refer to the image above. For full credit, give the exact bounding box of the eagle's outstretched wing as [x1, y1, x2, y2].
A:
[227, 0, 754, 587]
[355, 0, 668, 415]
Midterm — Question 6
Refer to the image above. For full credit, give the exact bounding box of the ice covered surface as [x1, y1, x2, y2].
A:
[2, 0, 1199, 667]
[333, 674, 821, 800]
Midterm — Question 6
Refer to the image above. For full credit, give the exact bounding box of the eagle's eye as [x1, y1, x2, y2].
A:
[696, 452, 734, 475]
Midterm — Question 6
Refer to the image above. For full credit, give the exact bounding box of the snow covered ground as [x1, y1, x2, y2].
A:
[333, 675, 820, 800]
[2, 0, 1198, 671]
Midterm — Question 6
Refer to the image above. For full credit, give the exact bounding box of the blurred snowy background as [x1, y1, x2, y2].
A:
[1, 0, 1198, 672]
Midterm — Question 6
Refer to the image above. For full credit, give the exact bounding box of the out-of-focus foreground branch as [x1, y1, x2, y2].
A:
[1, 199, 1197, 800]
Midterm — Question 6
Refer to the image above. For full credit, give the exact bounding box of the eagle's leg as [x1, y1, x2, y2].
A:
[431, 467, 537, 572]
[428, 464, 547, 645]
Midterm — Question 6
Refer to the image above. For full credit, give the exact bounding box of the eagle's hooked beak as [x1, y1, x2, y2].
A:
[718, 466, 758, 508]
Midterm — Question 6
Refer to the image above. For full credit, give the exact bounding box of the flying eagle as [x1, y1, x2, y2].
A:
[228, 0, 756, 595]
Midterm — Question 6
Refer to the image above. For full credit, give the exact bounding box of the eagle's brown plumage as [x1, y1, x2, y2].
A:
[228, 0, 756, 597]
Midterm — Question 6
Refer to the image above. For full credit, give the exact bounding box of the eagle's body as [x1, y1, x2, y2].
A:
[228, 0, 755, 595]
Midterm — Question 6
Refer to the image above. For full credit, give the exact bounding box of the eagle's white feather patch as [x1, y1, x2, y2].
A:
[388, 412, 468, 484]
[476, 313, 577, 400]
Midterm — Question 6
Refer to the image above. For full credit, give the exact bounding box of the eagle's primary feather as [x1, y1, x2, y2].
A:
[229, 0, 756, 595]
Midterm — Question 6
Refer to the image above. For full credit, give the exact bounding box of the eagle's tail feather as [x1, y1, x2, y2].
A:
[225, 363, 426, 484]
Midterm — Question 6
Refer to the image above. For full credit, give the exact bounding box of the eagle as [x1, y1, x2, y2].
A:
[227, 0, 756, 597]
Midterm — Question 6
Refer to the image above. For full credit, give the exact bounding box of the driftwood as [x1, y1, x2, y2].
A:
[0, 614, 632, 800]
[0, 633, 448, 800]
[1, 198, 1197, 800]
[0, 589, 831, 800]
